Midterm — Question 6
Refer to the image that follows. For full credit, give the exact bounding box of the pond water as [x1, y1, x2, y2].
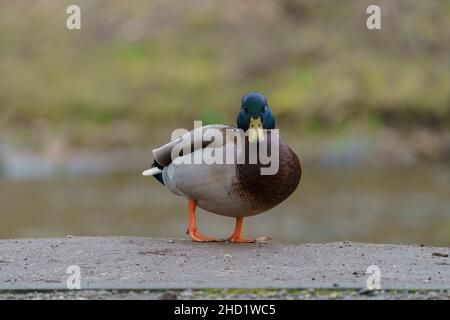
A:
[1, 165, 449, 246]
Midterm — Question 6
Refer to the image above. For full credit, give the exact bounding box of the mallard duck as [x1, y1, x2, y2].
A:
[143, 92, 301, 243]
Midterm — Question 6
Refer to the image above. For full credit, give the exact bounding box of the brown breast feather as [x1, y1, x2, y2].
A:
[231, 131, 301, 212]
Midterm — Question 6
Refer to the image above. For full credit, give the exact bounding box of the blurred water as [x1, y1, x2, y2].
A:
[1, 165, 449, 245]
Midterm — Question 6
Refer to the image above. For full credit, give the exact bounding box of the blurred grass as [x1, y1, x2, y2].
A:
[0, 0, 449, 148]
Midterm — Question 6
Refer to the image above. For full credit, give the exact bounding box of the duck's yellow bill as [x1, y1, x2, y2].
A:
[248, 117, 264, 143]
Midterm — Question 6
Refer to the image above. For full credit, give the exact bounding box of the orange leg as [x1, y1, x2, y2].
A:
[227, 217, 271, 243]
[187, 200, 224, 242]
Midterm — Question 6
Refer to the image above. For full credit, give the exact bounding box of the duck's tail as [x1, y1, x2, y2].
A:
[142, 161, 165, 185]
[142, 167, 162, 176]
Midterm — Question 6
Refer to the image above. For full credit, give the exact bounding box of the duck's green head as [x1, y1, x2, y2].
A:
[237, 92, 275, 143]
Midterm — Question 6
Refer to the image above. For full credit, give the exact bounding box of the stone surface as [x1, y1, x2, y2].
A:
[0, 237, 449, 290]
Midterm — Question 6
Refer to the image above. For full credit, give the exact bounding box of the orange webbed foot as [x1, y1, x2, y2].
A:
[227, 216, 271, 243]
[187, 199, 225, 242]
[188, 229, 224, 242]
[227, 235, 271, 243]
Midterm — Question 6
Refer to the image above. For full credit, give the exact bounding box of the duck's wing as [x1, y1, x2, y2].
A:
[162, 127, 246, 214]
[146, 125, 234, 169]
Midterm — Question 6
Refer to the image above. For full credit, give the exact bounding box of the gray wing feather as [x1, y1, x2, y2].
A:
[152, 125, 231, 166]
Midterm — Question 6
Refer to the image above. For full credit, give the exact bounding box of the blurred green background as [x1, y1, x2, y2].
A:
[0, 0, 449, 244]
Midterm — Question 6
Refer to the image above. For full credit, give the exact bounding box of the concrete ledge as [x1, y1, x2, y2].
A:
[0, 237, 449, 290]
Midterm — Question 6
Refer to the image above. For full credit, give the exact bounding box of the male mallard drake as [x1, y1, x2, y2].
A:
[143, 92, 301, 243]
